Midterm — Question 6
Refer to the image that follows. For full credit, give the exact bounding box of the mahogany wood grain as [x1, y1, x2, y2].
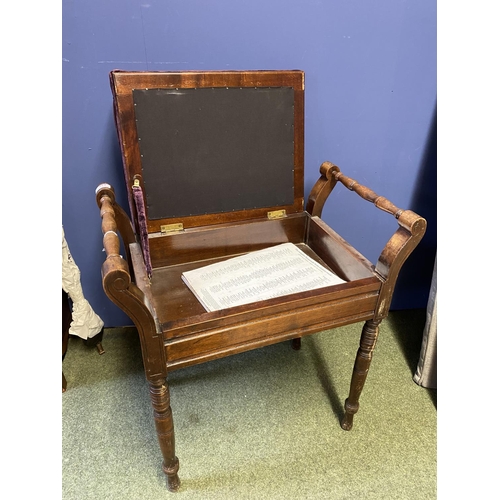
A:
[111, 70, 304, 94]
[374, 212, 426, 319]
[149, 379, 180, 492]
[142, 259, 381, 337]
[334, 168, 404, 218]
[166, 308, 377, 371]
[341, 319, 382, 430]
[164, 292, 378, 365]
[155, 273, 380, 336]
[148, 214, 307, 269]
[306, 217, 375, 282]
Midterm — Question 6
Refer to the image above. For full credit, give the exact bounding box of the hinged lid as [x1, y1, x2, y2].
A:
[110, 70, 305, 233]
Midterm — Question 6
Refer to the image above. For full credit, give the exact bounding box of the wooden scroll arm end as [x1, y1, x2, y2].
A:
[306, 161, 340, 217]
[374, 211, 427, 319]
[100, 256, 166, 379]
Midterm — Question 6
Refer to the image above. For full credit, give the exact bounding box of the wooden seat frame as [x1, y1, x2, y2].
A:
[96, 70, 426, 492]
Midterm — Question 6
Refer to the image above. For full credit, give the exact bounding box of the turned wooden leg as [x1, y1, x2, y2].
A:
[341, 319, 381, 431]
[149, 378, 180, 492]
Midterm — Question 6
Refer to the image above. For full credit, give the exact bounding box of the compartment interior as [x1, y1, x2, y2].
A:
[136, 213, 377, 326]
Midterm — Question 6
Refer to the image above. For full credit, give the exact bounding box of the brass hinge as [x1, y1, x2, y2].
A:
[267, 209, 286, 220]
[160, 223, 184, 234]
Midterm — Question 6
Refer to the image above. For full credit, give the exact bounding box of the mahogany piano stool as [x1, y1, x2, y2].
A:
[96, 70, 426, 491]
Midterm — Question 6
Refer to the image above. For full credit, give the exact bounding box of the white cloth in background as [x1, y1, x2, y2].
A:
[62, 227, 104, 340]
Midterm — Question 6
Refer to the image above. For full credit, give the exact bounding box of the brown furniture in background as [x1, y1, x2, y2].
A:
[62, 292, 105, 393]
[96, 70, 426, 492]
[62, 290, 71, 392]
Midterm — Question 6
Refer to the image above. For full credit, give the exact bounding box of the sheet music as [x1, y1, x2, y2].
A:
[181, 243, 346, 312]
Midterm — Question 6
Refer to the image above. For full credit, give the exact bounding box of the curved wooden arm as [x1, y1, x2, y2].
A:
[374, 211, 426, 319]
[101, 257, 166, 379]
[96, 183, 167, 379]
[306, 162, 427, 319]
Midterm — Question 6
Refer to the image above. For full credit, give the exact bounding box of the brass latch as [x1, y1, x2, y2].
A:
[160, 223, 184, 234]
[267, 209, 286, 220]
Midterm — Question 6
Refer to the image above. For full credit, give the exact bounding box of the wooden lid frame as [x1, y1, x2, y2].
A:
[110, 70, 305, 233]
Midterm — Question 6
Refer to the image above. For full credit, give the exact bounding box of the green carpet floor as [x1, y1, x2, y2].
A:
[62, 309, 436, 499]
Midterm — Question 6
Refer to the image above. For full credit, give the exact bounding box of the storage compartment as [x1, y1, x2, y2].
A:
[125, 212, 381, 370]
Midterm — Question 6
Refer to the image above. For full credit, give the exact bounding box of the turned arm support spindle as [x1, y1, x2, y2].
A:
[307, 161, 406, 220]
[96, 183, 131, 282]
